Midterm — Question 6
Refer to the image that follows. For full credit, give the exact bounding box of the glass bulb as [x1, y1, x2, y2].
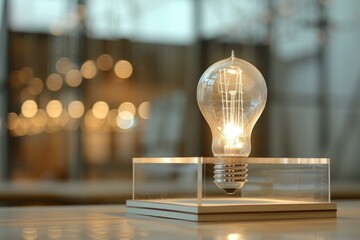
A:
[197, 51, 267, 194]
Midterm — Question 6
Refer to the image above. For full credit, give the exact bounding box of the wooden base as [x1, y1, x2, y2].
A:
[126, 198, 337, 222]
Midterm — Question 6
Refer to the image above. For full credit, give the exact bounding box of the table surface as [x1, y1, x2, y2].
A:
[0, 200, 359, 239]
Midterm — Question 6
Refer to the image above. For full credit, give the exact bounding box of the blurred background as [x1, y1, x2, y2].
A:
[0, 0, 359, 205]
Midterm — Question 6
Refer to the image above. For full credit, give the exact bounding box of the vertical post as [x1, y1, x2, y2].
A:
[197, 157, 203, 205]
[182, 0, 203, 157]
[66, 0, 85, 180]
[328, 159, 331, 202]
[0, 0, 9, 180]
[317, 1, 330, 153]
[132, 158, 135, 200]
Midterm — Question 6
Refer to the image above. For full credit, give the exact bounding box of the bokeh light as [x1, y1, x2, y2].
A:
[106, 109, 119, 129]
[68, 100, 85, 118]
[116, 111, 134, 130]
[21, 100, 38, 118]
[31, 109, 47, 128]
[56, 57, 74, 74]
[22, 227, 38, 240]
[29, 110, 47, 135]
[27, 77, 44, 95]
[118, 102, 136, 115]
[114, 60, 133, 79]
[7, 112, 19, 130]
[18, 67, 34, 84]
[227, 233, 243, 240]
[59, 111, 70, 127]
[96, 54, 114, 71]
[46, 73, 63, 91]
[65, 69, 82, 87]
[83, 110, 105, 131]
[46, 100, 63, 118]
[81, 60, 97, 79]
[15, 116, 31, 136]
[46, 116, 60, 133]
[138, 101, 151, 119]
[92, 101, 109, 119]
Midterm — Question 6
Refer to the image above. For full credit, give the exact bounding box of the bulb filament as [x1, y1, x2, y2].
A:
[219, 67, 244, 153]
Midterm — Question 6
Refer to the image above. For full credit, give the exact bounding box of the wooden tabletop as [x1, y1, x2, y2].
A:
[0, 200, 359, 239]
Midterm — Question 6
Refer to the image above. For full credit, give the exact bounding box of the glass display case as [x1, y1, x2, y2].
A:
[127, 157, 337, 222]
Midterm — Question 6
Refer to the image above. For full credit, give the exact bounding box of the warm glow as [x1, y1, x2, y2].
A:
[114, 60, 133, 79]
[7, 112, 19, 130]
[68, 101, 85, 118]
[83, 110, 104, 131]
[59, 111, 70, 127]
[92, 101, 109, 119]
[46, 100, 63, 118]
[227, 68, 240, 74]
[21, 100, 38, 118]
[56, 57, 74, 74]
[223, 124, 243, 140]
[19, 67, 34, 84]
[29, 109, 47, 135]
[138, 101, 150, 119]
[81, 60, 97, 79]
[223, 124, 244, 149]
[46, 116, 60, 133]
[22, 227, 38, 240]
[227, 233, 244, 240]
[65, 69, 83, 87]
[106, 109, 119, 128]
[27, 77, 44, 95]
[96, 54, 114, 71]
[116, 111, 134, 129]
[31, 109, 47, 128]
[118, 102, 136, 115]
[46, 73, 63, 91]
[15, 117, 31, 136]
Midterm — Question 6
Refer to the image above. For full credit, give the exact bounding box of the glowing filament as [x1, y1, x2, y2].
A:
[219, 68, 244, 151]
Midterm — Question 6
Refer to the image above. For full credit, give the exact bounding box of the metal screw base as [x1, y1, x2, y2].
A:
[214, 163, 248, 194]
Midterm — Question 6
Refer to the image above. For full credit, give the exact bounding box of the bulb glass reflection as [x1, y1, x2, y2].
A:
[197, 51, 267, 194]
[197, 51, 267, 157]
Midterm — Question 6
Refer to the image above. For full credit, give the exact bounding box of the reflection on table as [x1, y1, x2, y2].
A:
[0, 201, 359, 239]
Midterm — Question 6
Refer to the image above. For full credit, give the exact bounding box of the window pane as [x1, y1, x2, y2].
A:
[8, 0, 68, 33]
[86, 0, 195, 44]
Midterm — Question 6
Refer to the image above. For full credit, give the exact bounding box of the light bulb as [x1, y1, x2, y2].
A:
[197, 51, 267, 194]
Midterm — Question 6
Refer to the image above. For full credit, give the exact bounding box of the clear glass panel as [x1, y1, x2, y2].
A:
[133, 161, 198, 200]
[133, 157, 330, 203]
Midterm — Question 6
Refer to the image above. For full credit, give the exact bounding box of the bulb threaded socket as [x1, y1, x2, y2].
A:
[214, 163, 248, 194]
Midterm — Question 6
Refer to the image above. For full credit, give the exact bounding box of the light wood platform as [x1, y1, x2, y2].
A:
[127, 198, 337, 222]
